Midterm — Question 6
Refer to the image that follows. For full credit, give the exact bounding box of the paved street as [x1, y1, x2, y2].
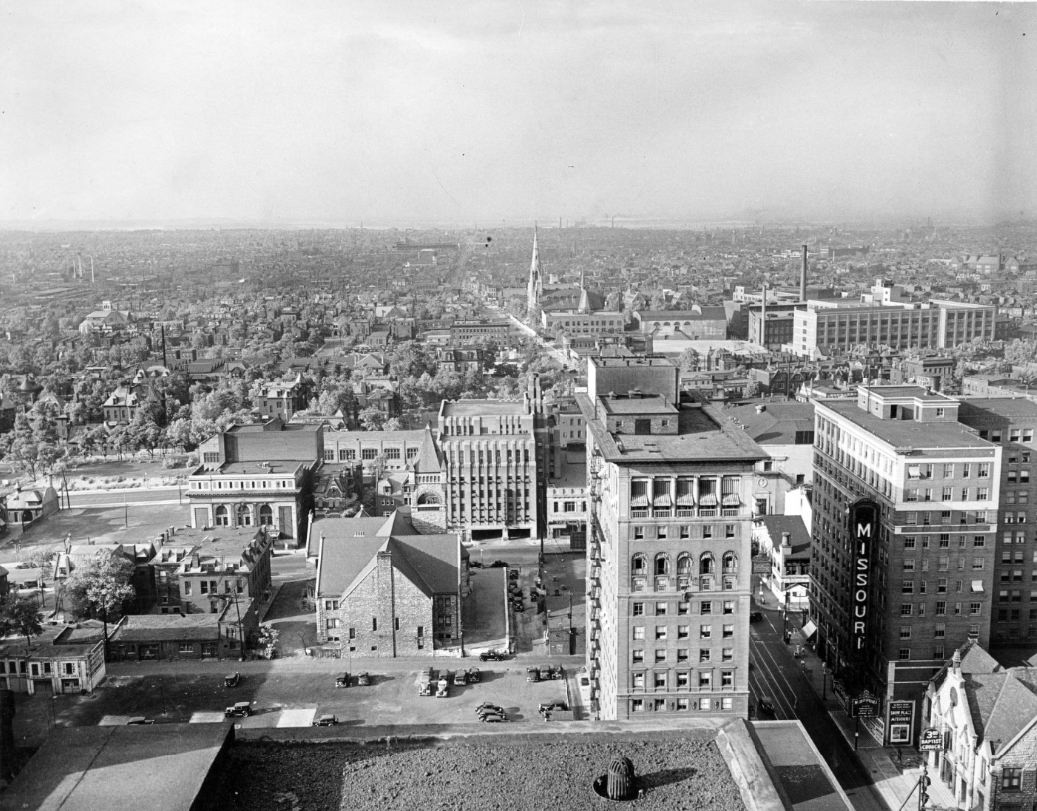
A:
[749, 599, 886, 810]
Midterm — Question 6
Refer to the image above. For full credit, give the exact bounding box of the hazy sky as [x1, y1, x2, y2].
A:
[1, 1, 1034, 226]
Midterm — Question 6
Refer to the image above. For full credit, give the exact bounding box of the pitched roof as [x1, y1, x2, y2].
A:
[412, 425, 442, 474]
[316, 526, 460, 599]
[727, 402, 816, 444]
[964, 669, 1037, 752]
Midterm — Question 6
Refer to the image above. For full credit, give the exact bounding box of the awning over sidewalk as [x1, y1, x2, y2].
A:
[801, 619, 817, 639]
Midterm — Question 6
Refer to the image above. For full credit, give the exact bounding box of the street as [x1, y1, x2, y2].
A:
[749, 600, 887, 811]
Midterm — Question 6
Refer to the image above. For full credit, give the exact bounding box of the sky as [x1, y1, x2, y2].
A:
[1, 1, 1035, 227]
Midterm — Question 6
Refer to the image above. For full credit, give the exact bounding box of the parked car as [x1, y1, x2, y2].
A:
[489, 560, 508, 568]
[335, 672, 351, 688]
[436, 676, 450, 698]
[453, 670, 468, 686]
[749, 611, 764, 623]
[480, 649, 507, 662]
[757, 696, 775, 715]
[475, 702, 504, 715]
[508, 569, 519, 580]
[538, 701, 567, 715]
[224, 701, 253, 718]
[465, 667, 481, 683]
[512, 603, 525, 613]
[480, 711, 508, 723]
[224, 672, 241, 688]
[538, 665, 553, 681]
[526, 667, 540, 683]
[549, 664, 564, 680]
[357, 672, 371, 686]
[126, 717, 155, 725]
[312, 714, 338, 727]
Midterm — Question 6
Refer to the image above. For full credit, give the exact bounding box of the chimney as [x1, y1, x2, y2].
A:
[780, 531, 792, 548]
[800, 244, 808, 302]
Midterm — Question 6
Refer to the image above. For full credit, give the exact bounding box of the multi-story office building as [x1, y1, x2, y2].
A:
[580, 356, 765, 720]
[436, 398, 540, 540]
[791, 280, 996, 358]
[956, 398, 1037, 647]
[811, 386, 1001, 743]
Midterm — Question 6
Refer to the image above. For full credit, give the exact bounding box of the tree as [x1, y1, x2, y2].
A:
[0, 596, 44, 649]
[6, 412, 39, 479]
[256, 623, 280, 659]
[64, 551, 136, 656]
[358, 406, 387, 431]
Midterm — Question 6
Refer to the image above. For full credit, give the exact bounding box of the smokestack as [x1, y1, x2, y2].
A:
[800, 244, 808, 302]
[760, 284, 767, 347]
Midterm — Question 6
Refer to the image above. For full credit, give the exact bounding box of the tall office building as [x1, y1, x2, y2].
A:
[811, 386, 1001, 744]
[580, 357, 765, 720]
[955, 398, 1037, 647]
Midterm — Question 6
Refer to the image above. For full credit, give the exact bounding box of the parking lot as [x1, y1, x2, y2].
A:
[13, 654, 582, 747]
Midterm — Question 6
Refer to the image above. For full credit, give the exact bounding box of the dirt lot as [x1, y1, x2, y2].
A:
[202, 732, 745, 811]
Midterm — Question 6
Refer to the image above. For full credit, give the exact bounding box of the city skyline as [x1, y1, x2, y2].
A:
[1, 1, 1035, 228]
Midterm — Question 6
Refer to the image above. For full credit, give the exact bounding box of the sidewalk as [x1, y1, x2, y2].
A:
[779, 613, 958, 810]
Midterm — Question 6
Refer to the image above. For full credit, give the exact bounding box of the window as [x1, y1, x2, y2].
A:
[721, 670, 734, 688]
[699, 649, 711, 663]
[899, 626, 911, 639]
[632, 602, 644, 616]
[630, 698, 644, 713]
[654, 649, 666, 663]
[898, 648, 911, 661]
[655, 626, 667, 640]
[677, 625, 689, 639]
[632, 673, 645, 689]
[633, 626, 645, 640]
[722, 624, 734, 638]
[722, 648, 733, 662]
[700, 625, 712, 639]
[655, 602, 667, 616]
[677, 601, 690, 616]
[936, 601, 947, 616]
[1002, 767, 1022, 791]
[653, 673, 667, 689]
[699, 673, 712, 688]
[676, 671, 690, 689]
[723, 601, 734, 615]
[632, 649, 644, 664]
[677, 648, 689, 662]
[900, 604, 913, 616]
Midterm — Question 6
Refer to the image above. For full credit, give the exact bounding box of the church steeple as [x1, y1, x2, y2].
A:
[526, 226, 543, 319]
[577, 268, 592, 314]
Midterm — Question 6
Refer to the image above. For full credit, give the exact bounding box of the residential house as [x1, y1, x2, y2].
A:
[0, 621, 107, 695]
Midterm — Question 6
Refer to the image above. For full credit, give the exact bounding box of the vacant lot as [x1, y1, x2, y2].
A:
[202, 732, 745, 811]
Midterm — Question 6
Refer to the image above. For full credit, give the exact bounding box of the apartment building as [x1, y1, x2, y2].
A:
[811, 386, 1001, 743]
[956, 398, 1037, 647]
[580, 356, 765, 720]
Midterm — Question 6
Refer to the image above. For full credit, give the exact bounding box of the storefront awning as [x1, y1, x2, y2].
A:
[970, 580, 984, 593]
[801, 620, 817, 639]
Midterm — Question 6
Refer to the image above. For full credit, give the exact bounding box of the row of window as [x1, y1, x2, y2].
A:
[630, 696, 734, 713]
[192, 479, 293, 490]
[903, 535, 988, 549]
[898, 600, 982, 616]
[631, 552, 738, 576]
[901, 581, 982, 597]
[211, 504, 275, 527]
[632, 600, 737, 617]
[631, 669, 735, 690]
[633, 624, 736, 641]
[904, 557, 987, 572]
[632, 646, 734, 664]
[631, 523, 739, 541]
[904, 486, 991, 502]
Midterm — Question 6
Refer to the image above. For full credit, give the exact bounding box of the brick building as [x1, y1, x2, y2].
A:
[580, 356, 765, 721]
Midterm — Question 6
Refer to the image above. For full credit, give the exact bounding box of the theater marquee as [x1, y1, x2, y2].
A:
[850, 499, 880, 657]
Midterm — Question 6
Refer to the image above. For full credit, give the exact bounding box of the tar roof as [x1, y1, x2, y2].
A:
[727, 402, 815, 444]
[217, 461, 304, 475]
[820, 400, 993, 452]
[442, 400, 527, 416]
[957, 398, 1037, 419]
[578, 394, 765, 464]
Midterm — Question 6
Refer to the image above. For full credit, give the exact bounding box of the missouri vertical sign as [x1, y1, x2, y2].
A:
[850, 499, 879, 657]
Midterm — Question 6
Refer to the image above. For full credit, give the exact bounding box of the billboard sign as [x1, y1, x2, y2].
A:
[849, 500, 880, 657]
[887, 700, 915, 745]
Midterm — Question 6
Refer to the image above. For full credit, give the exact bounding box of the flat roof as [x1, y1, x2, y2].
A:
[957, 398, 1037, 419]
[820, 400, 994, 451]
[863, 385, 953, 401]
[216, 461, 304, 475]
[442, 400, 527, 417]
[3, 723, 231, 811]
[600, 395, 678, 415]
[579, 394, 765, 464]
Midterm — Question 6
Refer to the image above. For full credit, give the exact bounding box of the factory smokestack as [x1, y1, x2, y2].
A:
[800, 244, 808, 302]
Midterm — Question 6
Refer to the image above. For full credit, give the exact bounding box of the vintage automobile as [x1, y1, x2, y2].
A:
[224, 672, 241, 688]
[357, 672, 371, 686]
[224, 701, 253, 718]
[335, 672, 352, 688]
[479, 649, 507, 662]
[312, 714, 338, 727]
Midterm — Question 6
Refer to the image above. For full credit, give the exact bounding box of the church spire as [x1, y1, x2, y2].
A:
[526, 225, 543, 319]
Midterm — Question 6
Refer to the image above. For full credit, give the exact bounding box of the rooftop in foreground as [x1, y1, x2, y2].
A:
[820, 400, 995, 451]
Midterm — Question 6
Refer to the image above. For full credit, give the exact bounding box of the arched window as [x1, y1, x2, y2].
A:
[676, 553, 692, 576]
[258, 504, 273, 526]
[416, 492, 441, 506]
[631, 554, 646, 574]
[237, 504, 252, 527]
[699, 553, 715, 575]
[654, 554, 670, 576]
[722, 552, 738, 574]
[214, 505, 229, 527]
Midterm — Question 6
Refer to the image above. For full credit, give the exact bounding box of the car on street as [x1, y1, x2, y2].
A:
[549, 664, 564, 680]
[357, 672, 371, 686]
[312, 714, 338, 726]
[757, 696, 775, 715]
[335, 672, 352, 688]
[453, 670, 468, 686]
[508, 569, 519, 580]
[480, 649, 507, 662]
[224, 701, 253, 718]
[538, 700, 567, 715]
[224, 672, 241, 688]
[538, 665, 553, 681]
[126, 717, 155, 725]
[479, 710, 508, 723]
[475, 702, 504, 715]
[526, 666, 540, 683]
[749, 611, 764, 623]
[465, 667, 481, 683]
[489, 560, 508, 568]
